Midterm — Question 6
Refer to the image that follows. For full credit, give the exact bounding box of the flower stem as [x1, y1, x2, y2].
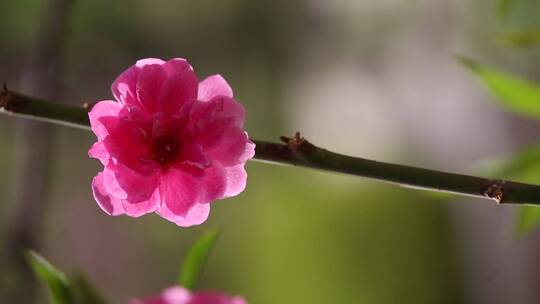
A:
[2, 88, 540, 205]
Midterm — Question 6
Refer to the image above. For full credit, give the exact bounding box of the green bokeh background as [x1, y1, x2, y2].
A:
[1, 0, 540, 303]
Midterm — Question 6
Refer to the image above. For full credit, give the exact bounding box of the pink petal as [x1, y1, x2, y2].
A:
[198, 74, 233, 102]
[188, 97, 249, 165]
[91, 172, 125, 216]
[159, 60, 198, 120]
[88, 141, 109, 166]
[111, 65, 140, 106]
[157, 164, 227, 226]
[136, 58, 166, 67]
[175, 144, 211, 169]
[206, 129, 255, 167]
[129, 286, 191, 304]
[161, 287, 191, 304]
[136, 64, 168, 114]
[161, 58, 193, 74]
[161, 203, 211, 227]
[231, 297, 248, 304]
[190, 292, 247, 304]
[157, 199, 210, 228]
[223, 164, 249, 198]
[112, 58, 198, 119]
[122, 189, 161, 218]
[199, 162, 228, 202]
[190, 96, 245, 131]
[103, 163, 159, 207]
[158, 169, 201, 218]
[88, 100, 123, 140]
[110, 58, 169, 110]
[100, 113, 155, 173]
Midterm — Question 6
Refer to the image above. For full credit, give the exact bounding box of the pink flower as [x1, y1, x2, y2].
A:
[89, 58, 255, 226]
[129, 286, 247, 304]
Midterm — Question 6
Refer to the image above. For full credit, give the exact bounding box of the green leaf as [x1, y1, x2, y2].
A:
[26, 250, 74, 304]
[487, 146, 540, 235]
[70, 272, 108, 304]
[178, 229, 220, 290]
[458, 56, 540, 120]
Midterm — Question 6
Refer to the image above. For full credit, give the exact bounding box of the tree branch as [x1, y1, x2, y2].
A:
[3, 87, 540, 205]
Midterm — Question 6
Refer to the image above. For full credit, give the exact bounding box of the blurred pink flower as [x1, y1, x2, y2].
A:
[89, 58, 255, 226]
[129, 286, 247, 304]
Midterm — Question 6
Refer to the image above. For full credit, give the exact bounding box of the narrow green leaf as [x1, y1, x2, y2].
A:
[458, 56, 540, 120]
[70, 272, 108, 304]
[26, 250, 74, 304]
[487, 146, 540, 235]
[178, 229, 220, 290]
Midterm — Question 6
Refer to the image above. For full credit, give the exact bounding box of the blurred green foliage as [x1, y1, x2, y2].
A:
[26, 251, 74, 304]
[486, 146, 540, 235]
[499, 0, 540, 47]
[459, 56, 540, 119]
[28, 251, 107, 304]
[461, 58, 540, 235]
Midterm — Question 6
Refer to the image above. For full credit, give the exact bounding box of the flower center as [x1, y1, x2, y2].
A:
[151, 135, 180, 168]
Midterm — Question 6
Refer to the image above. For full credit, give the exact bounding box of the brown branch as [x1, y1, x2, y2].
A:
[3, 89, 540, 205]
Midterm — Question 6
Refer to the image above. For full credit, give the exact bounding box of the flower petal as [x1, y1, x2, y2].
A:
[161, 58, 193, 74]
[88, 100, 123, 140]
[100, 113, 155, 173]
[129, 286, 191, 304]
[136, 63, 167, 114]
[88, 141, 110, 166]
[111, 65, 140, 106]
[223, 164, 249, 198]
[111, 58, 166, 108]
[175, 144, 211, 169]
[104, 163, 159, 205]
[91, 172, 126, 216]
[199, 162, 228, 202]
[157, 163, 227, 226]
[160, 203, 211, 227]
[122, 189, 161, 218]
[159, 59, 198, 119]
[190, 292, 247, 304]
[136, 58, 165, 67]
[190, 96, 245, 131]
[158, 169, 201, 218]
[206, 129, 255, 167]
[161, 287, 191, 304]
[198, 74, 233, 102]
[188, 97, 248, 164]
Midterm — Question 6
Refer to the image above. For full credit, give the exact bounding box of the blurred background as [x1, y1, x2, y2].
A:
[1, 0, 540, 303]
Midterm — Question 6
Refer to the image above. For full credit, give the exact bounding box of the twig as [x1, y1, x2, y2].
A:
[2, 88, 540, 205]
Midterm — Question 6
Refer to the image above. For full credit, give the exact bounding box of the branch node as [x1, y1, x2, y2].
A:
[279, 132, 317, 157]
[483, 180, 506, 203]
[280, 132, 305, 150]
